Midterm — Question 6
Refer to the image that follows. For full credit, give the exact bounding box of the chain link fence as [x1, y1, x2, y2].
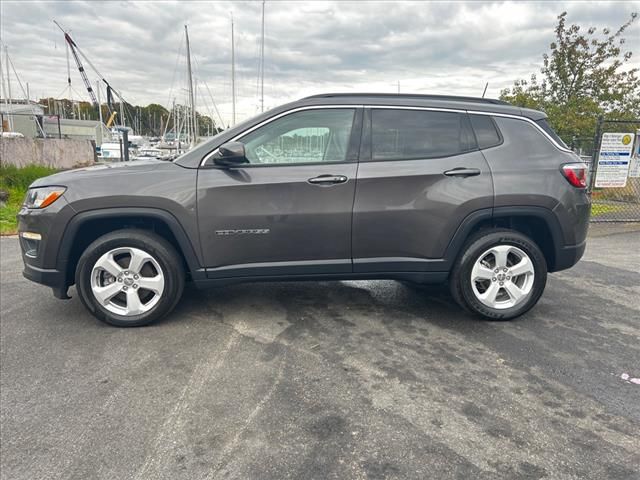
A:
[571, 119, 640, 224]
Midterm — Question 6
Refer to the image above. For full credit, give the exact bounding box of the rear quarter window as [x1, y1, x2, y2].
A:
[469, 114, 502, 149]
[535, 118, 568, 148]
[492, 116, 560, 160]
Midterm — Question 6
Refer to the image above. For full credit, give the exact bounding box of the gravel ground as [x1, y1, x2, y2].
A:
[1, 228, 639, 480]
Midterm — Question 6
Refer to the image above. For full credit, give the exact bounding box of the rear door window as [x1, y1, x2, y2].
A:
[371, 109, 477, 161]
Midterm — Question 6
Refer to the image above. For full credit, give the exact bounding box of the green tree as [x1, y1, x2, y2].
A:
[196, 112, 222, 136]
[37, 98, 218, 137]
[500, 11, 640, 145]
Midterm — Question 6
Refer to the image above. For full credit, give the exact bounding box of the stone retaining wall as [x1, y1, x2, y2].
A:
[0, 137, 96, 169]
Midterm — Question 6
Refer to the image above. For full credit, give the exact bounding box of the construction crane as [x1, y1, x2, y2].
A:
[54, 21, 97, 106]
[53, 20, 131, 127]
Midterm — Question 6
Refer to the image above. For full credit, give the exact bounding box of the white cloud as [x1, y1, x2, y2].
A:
[1, 0, 638, 127]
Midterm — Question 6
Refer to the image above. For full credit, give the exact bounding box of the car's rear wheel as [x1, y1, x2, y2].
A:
[75, 229, 184, 327]
[450, 229, 547, 320]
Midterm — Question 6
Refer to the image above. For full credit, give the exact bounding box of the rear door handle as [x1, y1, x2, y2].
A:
[308, 175, 348, 185]
[443, 167, 481, 177]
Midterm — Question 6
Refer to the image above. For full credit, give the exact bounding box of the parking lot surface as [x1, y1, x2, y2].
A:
[1, 228, 639, 480]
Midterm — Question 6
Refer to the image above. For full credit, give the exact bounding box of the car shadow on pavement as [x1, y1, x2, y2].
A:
[163, 279, 510, 334]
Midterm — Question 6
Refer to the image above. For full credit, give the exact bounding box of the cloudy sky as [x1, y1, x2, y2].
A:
[1, 1, 639, 127]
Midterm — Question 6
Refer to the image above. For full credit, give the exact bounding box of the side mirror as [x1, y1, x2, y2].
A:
[214, 141, 249, 167]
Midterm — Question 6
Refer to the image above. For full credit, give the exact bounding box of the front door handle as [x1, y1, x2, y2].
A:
[308, 175, 348, 185]
[443, 167, 481, 177]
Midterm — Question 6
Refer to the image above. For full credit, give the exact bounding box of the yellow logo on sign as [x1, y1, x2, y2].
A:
[622, 134, 632, 145]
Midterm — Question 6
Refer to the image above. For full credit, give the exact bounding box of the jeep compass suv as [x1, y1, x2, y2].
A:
[18, 94, 590, 326]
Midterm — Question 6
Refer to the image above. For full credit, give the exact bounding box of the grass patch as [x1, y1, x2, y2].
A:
[0, 165, 59, 235]
[591, 203, 625, 217]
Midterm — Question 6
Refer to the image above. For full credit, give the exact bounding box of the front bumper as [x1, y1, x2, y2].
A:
[22, 262, 70, 299]
[17, 197, 75, 299]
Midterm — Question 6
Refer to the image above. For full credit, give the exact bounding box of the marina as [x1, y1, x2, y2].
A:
[1, 6, 268, 163]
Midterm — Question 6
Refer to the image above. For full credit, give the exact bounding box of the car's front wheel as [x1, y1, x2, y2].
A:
[450, 229, 547, 320]
[75, 229, 185, 327]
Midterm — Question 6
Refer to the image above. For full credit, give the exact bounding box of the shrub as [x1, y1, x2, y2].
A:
[0, 164, 59, 234]
[0, 164, 60, 191]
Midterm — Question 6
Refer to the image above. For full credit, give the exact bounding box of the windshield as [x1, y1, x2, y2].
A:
[171, 130, 224, 163]
[172, 110, 276, 164]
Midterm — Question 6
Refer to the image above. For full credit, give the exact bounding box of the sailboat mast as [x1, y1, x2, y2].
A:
[185, 24, 196, 147]
[172, 99, 176, 150]
[260, 0, 265, 112]
[231, 14, 236, 126]
[194, 77, 199, 140]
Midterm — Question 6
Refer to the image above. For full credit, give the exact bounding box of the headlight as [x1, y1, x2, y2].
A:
[24, 186, 66, 209]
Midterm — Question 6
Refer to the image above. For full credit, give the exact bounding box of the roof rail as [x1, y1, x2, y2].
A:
[303, 93, 511, 106]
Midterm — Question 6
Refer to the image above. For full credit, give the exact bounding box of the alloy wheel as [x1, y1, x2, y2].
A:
[470, 244, 535, 310]
[90, 247, 165, 316]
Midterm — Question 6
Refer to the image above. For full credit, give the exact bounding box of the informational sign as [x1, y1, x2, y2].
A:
[628, 130, 640, 178]
[594, 132, 634, 188]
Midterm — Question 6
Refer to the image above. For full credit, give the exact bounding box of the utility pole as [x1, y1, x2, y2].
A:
[5, 47, 13, 130]
[96, 80, 103, 126]
[231, 13, 236, 125]
[397, 80, 400, 94]
[260, 0, 265, 112]
[0, 49, 4, 132]
[0, 46, 6, 131]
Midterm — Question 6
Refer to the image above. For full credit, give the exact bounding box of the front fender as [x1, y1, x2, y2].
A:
[56, 207, 202, 276]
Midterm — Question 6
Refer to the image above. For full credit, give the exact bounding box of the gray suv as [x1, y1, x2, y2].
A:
[18, 93, 590, 326]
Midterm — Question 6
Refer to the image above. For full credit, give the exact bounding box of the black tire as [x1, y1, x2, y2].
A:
[75, 229, 185, 327]
[449, 229, 547, 320]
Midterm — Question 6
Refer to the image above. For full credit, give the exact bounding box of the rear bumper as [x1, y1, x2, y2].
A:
[552, 240, 586, 272]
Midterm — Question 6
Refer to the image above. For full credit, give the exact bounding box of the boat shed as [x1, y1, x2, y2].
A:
[43, 118, 111, 145]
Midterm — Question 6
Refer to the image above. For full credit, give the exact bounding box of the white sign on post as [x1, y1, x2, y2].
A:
[628, 130, 640, 178]
[594, 132, 634, 188]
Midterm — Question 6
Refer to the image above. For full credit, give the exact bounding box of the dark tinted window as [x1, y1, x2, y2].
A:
[372, 110, 477, 161]
[469, 114, 502, 149]
[535, 118, 567, 148]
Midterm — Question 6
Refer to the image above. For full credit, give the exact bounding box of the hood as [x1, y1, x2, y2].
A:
[29, 160, 175, 188]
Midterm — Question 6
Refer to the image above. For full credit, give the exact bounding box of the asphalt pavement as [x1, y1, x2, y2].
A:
[1, 227, 639, 480]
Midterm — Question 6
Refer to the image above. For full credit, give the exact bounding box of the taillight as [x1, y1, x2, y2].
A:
[561, 163, 588, 188]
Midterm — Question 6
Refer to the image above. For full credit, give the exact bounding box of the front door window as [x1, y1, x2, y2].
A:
[239, 109, 355, 165]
